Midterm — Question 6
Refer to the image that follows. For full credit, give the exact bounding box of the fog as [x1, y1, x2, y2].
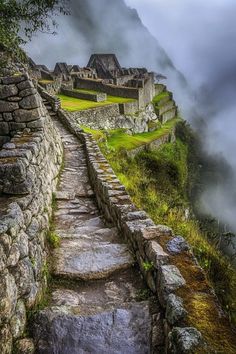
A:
[124, 1, 236, 231]
[25, 0, 236, 236]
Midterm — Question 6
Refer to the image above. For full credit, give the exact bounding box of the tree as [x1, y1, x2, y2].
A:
[0, 0, 69, 60]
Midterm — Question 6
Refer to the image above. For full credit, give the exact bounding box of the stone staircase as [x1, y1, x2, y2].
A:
[32, 100, 162, 353]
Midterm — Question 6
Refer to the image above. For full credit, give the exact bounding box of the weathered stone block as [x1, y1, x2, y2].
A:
[0, 122, 9, 135]
[166, 294, 187, 325]
[7, 242, 21, 267]
[9, 299, 26, 339]
[167, 236, 190, 255]
[7, 96, 21, 102]
[19, 88, 37, 97]
[2, 75, 25, 85]
[8, 121, 26, 131]
[13, 108, 41, 122]
[19, 94, 41, 109]
[12, 258, 34, 296]
[0, 100, 18, 112]
[27, 117, 44, 129]
[145, 240, 169, 266]
[158, 265, 186, 306]
[0, 84, 18, 99]
[168, 327, 202, 353]
[0, 233, 12, 255]
[15, 338, 35, 354]
[0, 269, 17, 324]
[17, 79, 34, 90]
[0, 136, 10, 147]
[0, 324, 12, 354]
[0, 244, 6, 272]
[0, 202, 24, 237]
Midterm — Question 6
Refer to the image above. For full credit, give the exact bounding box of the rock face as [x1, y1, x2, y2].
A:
[32, 116, 160, 353]
[34, 303, 151, 354]
[0, 73, 44, 147]
[0, 76, 63, 353]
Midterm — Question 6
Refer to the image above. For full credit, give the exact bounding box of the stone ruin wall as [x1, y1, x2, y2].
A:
[62, 102, 157, 134]
[74, 78, 139, 100]
[0, 75, 63, 353]
[0, 73, 47, 147]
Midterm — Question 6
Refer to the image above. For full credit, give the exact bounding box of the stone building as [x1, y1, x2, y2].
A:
[53, 62, 71, 80]
[87, 54, 122, 80]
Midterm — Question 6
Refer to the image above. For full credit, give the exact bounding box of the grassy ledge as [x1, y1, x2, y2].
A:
[58, 93, 136, 111]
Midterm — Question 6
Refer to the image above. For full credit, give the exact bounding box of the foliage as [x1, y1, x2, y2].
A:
[46, 230, 60, 248]
[0, 0, 69, 60]
[142, 261, 154, 271]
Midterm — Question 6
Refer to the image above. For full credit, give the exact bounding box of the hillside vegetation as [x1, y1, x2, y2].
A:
[86, 120, 236, 326]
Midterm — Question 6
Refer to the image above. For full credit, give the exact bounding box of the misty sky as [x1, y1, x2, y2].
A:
[125, 0, 236, 88]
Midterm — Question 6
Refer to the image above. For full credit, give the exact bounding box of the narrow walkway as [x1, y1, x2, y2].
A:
[33, 103, 159, 354]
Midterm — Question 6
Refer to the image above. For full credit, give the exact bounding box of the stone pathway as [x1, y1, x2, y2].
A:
[33, 103, 159, 354]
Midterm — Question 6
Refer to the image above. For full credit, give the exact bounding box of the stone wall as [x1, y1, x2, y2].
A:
[0, 76, 63, 353]
[61, 102, 157, 134]
[61, 87, 107, 102]
[74, 76, 155, 110]
[161, 107, 178, 124]
[0, 73, 46, 147]
[74, 78, 140, 100]
[119, 100, 139, 115]
[138, 76, 156, 109]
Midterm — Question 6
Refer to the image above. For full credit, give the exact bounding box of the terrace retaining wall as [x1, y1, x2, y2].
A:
[61, 87, 107, 102]
[0, 75, 63, 353]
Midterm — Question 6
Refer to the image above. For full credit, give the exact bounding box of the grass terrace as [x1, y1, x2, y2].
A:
[152, 91, 170, 104]
[58, 93, 136, 112]
[82, 117, 180, 151]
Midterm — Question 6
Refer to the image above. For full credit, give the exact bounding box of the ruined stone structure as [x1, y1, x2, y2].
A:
[1, 71, 235, 353]
[53, 62, 71, 81]
[0, 75, 63, 353]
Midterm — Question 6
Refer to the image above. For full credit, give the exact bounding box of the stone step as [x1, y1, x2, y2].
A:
[51, 268, 148, 309]
[53, 240, 134, 280]
[33, 302, 152, 354]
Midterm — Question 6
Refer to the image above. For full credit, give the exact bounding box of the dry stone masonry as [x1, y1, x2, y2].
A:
[33, 113, 159, 353]
[0, 76, 63, 353]
[0, 74, 47, 147]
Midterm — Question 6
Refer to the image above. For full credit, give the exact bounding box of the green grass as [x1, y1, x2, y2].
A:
[106, 118, 180, 151]
[81, 125, 106, 141]
[152, 91, 169, 104]
[39, 79, 54, 84]
[58, 94, 136, 112]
